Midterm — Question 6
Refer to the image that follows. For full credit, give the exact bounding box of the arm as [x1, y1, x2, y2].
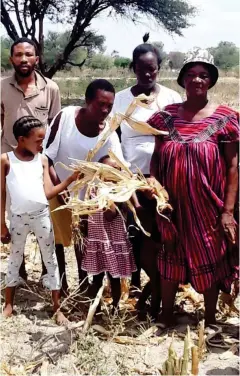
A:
[42, 155, 78, 200]
[221, 142, 239, 242]
[110, 131, 126, 164]
[48, 84, 61, 125]
[223, 142, 238, 213]
[46, 155, 70, 204]
[110, 94, 122, 141]
[130, 192, 141, 209]
[1, 154, 11, 243]
[138, 138, 161, 201]
[44, 111, 62, 151]
[47, 156, 62, 186]
[150, 139, 160, 180]
[104, 203, 118, 222]
[1, 102, 4, 131]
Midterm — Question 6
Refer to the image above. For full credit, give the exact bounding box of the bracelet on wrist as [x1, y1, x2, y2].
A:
[222, 209, 233, 216]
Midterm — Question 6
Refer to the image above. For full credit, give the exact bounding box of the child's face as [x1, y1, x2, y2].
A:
[104, 158, 120, 170]
[19, 127, 46, 154]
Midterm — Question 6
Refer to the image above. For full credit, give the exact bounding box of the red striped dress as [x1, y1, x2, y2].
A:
[148, 104, 239, 293]
[82, 210, 136, 278]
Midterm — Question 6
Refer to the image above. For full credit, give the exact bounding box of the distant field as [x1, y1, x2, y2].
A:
[1, 68, 238, 109]
[55, 76, 239, 110]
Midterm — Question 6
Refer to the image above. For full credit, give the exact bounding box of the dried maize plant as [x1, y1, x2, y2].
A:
[55, 150, 172, 238]
[56, 93, 170, 242]
[111, 93, 169, 137]
[161, 327, 200, 376]
[218, 279, 240, 316]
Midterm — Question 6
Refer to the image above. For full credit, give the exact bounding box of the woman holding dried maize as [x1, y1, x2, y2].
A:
[111, 34, 181, 289]
[44, 79, 126, 287]
[148, 49, 239, 327]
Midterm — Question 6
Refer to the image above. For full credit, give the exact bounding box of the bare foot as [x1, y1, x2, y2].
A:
[3, 304, 13, 318]
[54, 310, 69, 326]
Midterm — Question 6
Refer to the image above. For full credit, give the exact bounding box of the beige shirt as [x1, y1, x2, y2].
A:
[1, 70, 61, 152]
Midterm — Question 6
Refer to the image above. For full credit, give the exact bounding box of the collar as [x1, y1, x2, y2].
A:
[9, 70, 47, 90]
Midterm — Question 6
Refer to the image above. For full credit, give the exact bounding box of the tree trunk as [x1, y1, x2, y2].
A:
[38, 16, 46, 75]
[45, 58, 65, 78]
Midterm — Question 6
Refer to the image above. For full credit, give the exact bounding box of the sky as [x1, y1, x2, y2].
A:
[89, 0, 240, 56]
[1, 0, 240, 57]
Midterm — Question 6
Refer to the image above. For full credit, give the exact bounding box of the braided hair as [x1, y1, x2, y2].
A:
[13, 116, 43, 140]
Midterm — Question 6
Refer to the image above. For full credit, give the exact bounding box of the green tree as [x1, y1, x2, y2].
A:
[209, 42, 239, 70]
[43, 31, 105, 70]
[114, 57, 131, 69]
[1, 36, 12, 70]
[87, 54, 114, 70]
[1, 0, 196, 78]
[168, 51, 185, 69]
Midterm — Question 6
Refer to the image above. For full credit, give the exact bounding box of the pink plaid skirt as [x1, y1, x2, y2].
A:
[82, 210, 136, 278]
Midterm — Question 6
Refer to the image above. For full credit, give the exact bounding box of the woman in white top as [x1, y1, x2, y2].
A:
[111, 35, 182, 291]
[44, 79, 125, 287]
[112, 35, 182, 175]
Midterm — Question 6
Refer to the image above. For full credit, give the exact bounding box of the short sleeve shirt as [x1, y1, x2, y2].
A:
[111, 84, 182, 174]
[1, 70, 61, 152]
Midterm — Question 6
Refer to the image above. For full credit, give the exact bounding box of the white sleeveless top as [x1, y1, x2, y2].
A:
[111, 84, 182, 174]
[6, 152, 48, 214]
[44, 106, 126, 199]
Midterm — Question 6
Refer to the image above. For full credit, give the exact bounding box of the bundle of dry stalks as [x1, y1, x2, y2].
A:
[55, 152, 172, 237]
[56, 93, 170, 239]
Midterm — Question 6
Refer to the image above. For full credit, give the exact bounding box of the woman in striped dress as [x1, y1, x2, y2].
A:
[148, 49, 239, 327]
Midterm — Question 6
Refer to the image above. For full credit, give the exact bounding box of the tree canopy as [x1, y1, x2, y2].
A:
[1, 0, 195, 77]
[209, 42, 239, 70]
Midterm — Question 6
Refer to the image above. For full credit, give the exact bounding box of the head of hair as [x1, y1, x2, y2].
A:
[11, 37, 38, 56]
[85, 79, 115, 102]
[98, 155, 110, 164]
[130, 33, 162, 71]
[13, 116, 43, 140]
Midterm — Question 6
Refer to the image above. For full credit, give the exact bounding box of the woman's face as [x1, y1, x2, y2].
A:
[183, 64, 211, 97]
[86, 89, 115, 123]
[134, 52, 159, 89]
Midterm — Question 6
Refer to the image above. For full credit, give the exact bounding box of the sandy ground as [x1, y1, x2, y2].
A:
[0, 234, 239, 376]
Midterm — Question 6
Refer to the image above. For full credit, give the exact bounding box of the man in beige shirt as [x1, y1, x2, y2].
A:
[1, 37, 70, 293]
[1, 39, 61, 152]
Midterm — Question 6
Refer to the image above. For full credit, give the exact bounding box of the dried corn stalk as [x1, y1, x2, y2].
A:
[218, 291, 240, 315]
[191, 346, 199, 375]
[83, 284, 104, 333]
[55, 152, 172, 237]
[60, 93, 170, 243]
[198, 321, 206, 360]
[161, 326, 200, 376]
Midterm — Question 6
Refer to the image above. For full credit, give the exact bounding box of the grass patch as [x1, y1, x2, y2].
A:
[58, 76, 238, 110]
